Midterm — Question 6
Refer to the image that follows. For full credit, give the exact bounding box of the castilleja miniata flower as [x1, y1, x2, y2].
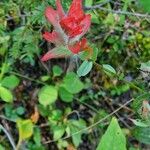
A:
[41, 0, 91, 61]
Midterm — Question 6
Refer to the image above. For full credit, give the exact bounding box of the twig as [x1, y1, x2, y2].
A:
[0, 124, 16, 150]
[84, 0, 112, 10]
[85, 6, 150, 18]
[10, 71, 47, 85]
[105, 99, 131, 128]
[75, 98, 99, 113]
[0, 115, 16, 123]
[43, 98, 134, 144]
[6, 14, 31, 21]
[106, 98, 134, 112]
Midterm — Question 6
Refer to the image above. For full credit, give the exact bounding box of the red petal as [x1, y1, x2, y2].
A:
[45, 7, 59, 26]
[41, 51, 55, 61]
[69, 26, 83, 37]
[68, 38, 88, 54]
[60, 17, 75, 30]
[56, 0, 65, 19]
[43, 31, 60, 44]
[80, 14, 91, 36]
[60, 17, 83, 37]
[68, 0, 84, 20]
[80, 38, 87, 49]
[41, 49, 65, 61]
[68, 41, 81, 54]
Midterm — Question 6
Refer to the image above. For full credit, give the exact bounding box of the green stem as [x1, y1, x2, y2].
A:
[93, 62, 144, 93]
[16, 138, 22, 150]
[75, 98, 99, 113]
[10, 71, 47, 85]
[0, 63, 7, 82]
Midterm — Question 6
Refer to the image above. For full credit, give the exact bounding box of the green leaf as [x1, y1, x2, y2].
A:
[63, 72, 84, 94]
[104, 13, 115, 25]
[133, 127, 150, 144]
[0, 144, 5, 150]
[49, 109, 63, 122]
[1, 75, 20, 89]
[53, 125, 66, 140]
[103, 64, 116, 76]
[59, 87, 73, 102]
[139, 0, 150, 13]
[85, 0, 93, 7]
[69, 119, 86, 147]
[33, 127, 42, 146]
[96, 117, 126, 150]
[52, 65, 63, 77]
[40, 76, 50, 82]
[91, 12, 100, 24]
[77, 60, 93, 77]
[16, 106, 25, 115]
[17, 119, 33, 140]
[91, 47, 98, 62]
[130, 119, 149, 127]
[0, 86, 13, 103]
[38, 86, 58, 106]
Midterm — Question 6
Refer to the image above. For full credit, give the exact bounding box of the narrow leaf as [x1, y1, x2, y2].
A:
[77, 60, 93, 77]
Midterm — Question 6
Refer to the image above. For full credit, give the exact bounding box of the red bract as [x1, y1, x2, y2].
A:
[41, 0, 91, 61]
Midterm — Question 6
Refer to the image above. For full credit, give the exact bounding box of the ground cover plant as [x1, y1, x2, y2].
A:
[0, 0, 150, 149]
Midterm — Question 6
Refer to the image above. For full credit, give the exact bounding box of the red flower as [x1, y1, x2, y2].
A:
[41, 0, 91, 61]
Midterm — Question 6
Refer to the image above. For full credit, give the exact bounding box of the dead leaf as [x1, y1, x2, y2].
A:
[30, 106, 39, 124]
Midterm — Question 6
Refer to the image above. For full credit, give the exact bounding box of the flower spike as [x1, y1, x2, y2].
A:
[41, 0, 91, 61]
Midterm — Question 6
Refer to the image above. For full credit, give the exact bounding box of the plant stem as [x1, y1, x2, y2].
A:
[93, 62, 144, 93]
[0, 63, 7, 82]
[10, 71, 47, 85]
[16, 138, 22, 150]
[0, 124, 16, 150]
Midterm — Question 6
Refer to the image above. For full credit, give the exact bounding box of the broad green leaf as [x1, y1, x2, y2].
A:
[139, 0, 150, 13]
[77, 60, 93, 77]
[69, 119, 86, 147]
[0, 144, 4, 150]
[53, 125, 66, 140]
[133, 127, 150, 144]
[38, 86, 58, 106]
[0, 86, 13, 103]
[52, 65, 63, 77]
[49, 109, 63, 122]
[96, 117, 126, 150]
[63, 72, 84, 94]
[1, 75, 20, 89]
[59, 87, 73, 102]
[17, 119, 33, 140]
[103, 64, 116, 76]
